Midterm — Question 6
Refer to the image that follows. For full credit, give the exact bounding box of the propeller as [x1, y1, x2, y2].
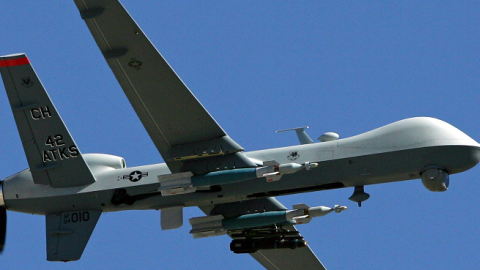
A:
[0, 181, 6, 253]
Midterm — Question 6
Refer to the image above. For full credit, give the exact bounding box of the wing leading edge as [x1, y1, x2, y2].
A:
[73, 0, 256, 174]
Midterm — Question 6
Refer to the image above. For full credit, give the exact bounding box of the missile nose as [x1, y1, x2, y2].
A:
[307, 206, 333, 217]
[278, 163, 303, 174]
[334, 205, 347, 213]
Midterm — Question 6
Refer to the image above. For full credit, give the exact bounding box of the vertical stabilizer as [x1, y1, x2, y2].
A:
[0, 54, 95, 187]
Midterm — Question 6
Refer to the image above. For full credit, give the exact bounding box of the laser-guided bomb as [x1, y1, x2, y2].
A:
[158, 161, 318, 196]
[189, 204, 347, 239]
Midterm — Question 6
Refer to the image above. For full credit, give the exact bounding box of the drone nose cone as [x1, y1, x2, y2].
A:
[338, 117, 479, 152]
[410, 117, 479, 147]
[461, 146, 480, 171]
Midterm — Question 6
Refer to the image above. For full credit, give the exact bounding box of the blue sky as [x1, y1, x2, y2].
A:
[1, 1, 480, 269]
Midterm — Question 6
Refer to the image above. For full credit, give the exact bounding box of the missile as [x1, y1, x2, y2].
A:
[290, 204, 347, 224]
[158, 161, 318, 196]
[189, 204, 347, 238]
[257, 161, 318, 182]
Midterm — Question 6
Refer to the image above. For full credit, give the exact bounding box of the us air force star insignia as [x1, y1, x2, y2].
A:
[21, 77, 34, 87]
[128, 58, 142, 70]
[123, 171, 148, 182]
[287, 151, 300, 161]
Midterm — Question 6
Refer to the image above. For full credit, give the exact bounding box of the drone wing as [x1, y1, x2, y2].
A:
[74, 0, 255, 174]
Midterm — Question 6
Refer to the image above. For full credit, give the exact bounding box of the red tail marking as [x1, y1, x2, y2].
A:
[0, 56, 30, 67]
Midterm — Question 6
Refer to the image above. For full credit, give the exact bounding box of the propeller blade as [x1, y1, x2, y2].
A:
[0, 206, 6, 253]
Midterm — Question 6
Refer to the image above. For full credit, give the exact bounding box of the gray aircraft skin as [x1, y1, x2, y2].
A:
[1, 0, 479, 269]
[3, 117, 480, 214]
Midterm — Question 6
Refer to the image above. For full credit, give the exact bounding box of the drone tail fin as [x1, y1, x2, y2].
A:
[0, 54, 95, 188]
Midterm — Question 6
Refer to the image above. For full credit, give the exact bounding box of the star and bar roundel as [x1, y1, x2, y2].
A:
[123, 171, 148, 182]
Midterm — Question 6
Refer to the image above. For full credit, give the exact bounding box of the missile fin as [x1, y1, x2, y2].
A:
[293, 203, 309, 210]
[263, 160, 280, 166]
[264, 172, 282, 182]
[295, 217, 312, 225]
